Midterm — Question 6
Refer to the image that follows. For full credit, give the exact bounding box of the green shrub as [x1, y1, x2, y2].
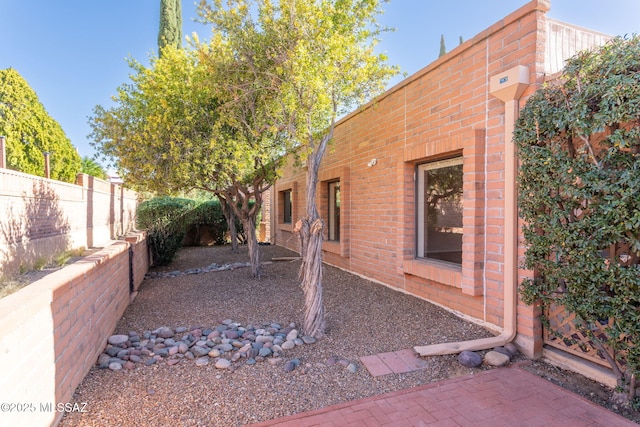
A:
[137, 196, 262, 264]
[137, 197, 196, 265]
[147, 231, 185, 266]
[185, 198, 260, 245]
[186, 200, 228, 245]
[515, 36, 640, 403]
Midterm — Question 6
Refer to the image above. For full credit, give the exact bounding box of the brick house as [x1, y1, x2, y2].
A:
[269, 1, 612, 376]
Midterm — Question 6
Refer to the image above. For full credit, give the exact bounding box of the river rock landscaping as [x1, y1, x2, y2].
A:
[98, 321, 362, 374]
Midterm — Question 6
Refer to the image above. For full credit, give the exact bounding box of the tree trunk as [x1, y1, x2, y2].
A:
[228, 211, 239, 252]
[220, 181, 267, 279]
[241, 212, 261, 278]
[220, 197, 239, 253]
[298, 132, 332, 338]
[299, 216, 325, 337]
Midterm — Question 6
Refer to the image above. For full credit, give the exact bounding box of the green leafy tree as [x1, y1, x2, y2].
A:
[206, 0, 397, 337]
[92, 0, 396, 334]
[90, 42, 280, 277]
[0, 68, 81, 182]
[80, 156, 108, 180]
[90, 47, 211, 194]
[194, 2, 296, 277]
[515, 36, 640, 404]
[158, 0, 183, 57]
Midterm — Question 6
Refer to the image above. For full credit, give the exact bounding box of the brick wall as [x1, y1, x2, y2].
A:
[0, 169, 139, 278]
[259, 188, 272, 243]
[273, 1, 553, 358]
[0, 232, 148, 427]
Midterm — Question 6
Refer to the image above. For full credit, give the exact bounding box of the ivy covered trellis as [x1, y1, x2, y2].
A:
[515, 35, 640, 404]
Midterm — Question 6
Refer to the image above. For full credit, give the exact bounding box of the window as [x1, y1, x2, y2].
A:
[328, 181, 340, 241]
[417, 157, 463, 264]
[282, 190, 292, 224]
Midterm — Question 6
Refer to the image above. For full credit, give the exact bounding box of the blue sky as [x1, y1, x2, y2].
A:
[1, 1, 639, 164]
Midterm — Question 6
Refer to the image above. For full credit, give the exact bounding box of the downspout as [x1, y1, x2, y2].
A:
[415, 65, 529, 356]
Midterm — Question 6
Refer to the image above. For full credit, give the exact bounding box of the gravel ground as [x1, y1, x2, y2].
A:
[57, 244, 637, 426]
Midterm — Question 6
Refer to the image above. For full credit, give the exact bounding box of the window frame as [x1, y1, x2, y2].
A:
[416, 156, 464, 265]
[282, 189, 292, 224]
[327, 180, 340, 241]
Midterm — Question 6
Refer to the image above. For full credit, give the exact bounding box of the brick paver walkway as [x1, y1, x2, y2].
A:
[360, 349, 429, 376]
[246, 365, 635, 426]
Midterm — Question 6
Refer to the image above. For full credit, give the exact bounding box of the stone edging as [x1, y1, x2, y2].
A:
[144, 262, 251, 279]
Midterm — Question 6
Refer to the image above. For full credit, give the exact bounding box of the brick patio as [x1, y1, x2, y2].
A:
[246, 364, 635, 426]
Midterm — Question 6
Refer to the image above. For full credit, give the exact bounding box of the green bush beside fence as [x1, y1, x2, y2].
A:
[137, 197, 257, 266]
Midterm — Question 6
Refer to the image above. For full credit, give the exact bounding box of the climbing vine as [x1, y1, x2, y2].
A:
[515, 35, 640, 403]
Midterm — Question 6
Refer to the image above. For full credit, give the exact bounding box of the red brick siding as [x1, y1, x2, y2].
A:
[274, 1, 549, 357]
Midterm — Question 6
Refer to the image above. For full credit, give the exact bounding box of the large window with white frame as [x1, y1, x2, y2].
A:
[417, 157, 463, 264]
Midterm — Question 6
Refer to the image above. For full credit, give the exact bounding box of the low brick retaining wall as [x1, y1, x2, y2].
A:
[0, 232, 148, 427]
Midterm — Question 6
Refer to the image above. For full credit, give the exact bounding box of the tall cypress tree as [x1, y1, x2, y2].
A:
[158, 0, 182, 57]
[439, 34, 446, 57]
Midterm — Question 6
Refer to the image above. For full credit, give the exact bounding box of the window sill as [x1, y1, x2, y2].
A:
[322, 240, 341, 255]
[278, 223, 293, 233]
[403, 258, 461, 288]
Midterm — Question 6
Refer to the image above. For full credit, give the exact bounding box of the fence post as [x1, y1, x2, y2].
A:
[0, 136, 6, 169]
